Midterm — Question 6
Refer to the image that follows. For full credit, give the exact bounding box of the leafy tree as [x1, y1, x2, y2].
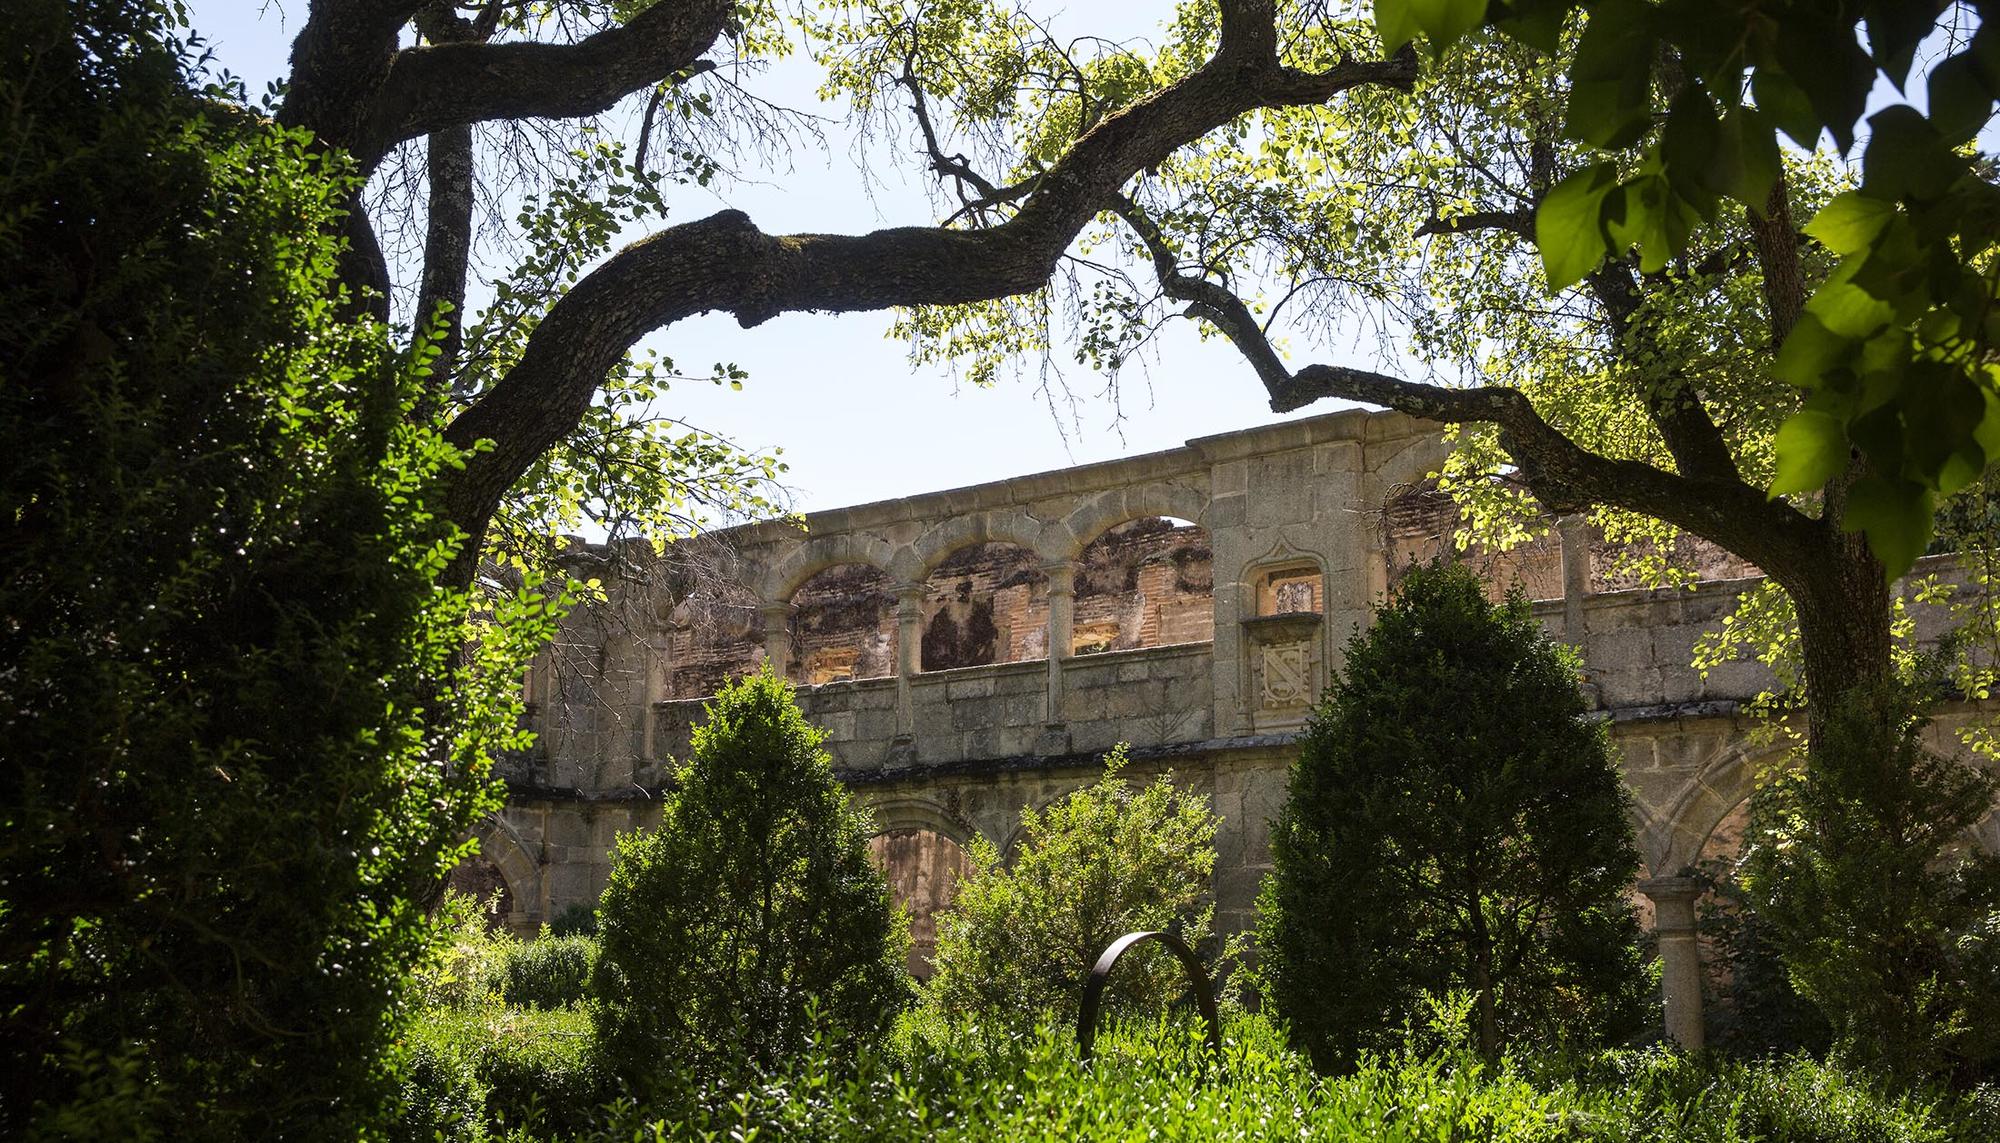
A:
[1258, 561, 1649, 1070]
[1376, 0, 2000, 571]
[199, 0, 1417, 588]
[590, 669, 910, 1093]
[926, 746, 1227, 1030]
[0, 1, 552, 1134]
[1738, 680, 2000, 1084]
[818, 0, 1926, 766]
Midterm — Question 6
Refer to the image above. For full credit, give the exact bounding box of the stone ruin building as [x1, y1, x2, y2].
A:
[456, 407, 2000, 1048]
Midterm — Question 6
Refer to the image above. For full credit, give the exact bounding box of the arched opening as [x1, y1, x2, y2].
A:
[1071, 517, 1213, 654]
[788, 563, 897, 685]
[921, 543, 1046, 670]
[662, 577, 765, 699]
[445, 853, 516, 933]
[867, 827, 972, 978]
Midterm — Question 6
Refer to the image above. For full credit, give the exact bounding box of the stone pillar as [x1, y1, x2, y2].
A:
[1557, 514, 1591, 644]
[1043, 560, 1075, 725]
[1640, 875, 1705, 1049]
[895, 583, 925, 739]
[759, 603, 794, 680]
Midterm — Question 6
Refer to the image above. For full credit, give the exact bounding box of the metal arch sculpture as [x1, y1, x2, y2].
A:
[1075, 930, 1224, 1066]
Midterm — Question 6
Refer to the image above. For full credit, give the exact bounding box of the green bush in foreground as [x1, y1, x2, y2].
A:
[578, 1011, 1996, 1143]
[397, 1007, 606, 1142]
[1741, 681, 2000, 1084]
[591, 669, 909, 1096]
[926, 746, 1226, 1030]
[0, 3, 553, 1134]
[1260, 561, 1650, 1070]
[414, 899, 597, 1012]
[496, 935, 597, 1011]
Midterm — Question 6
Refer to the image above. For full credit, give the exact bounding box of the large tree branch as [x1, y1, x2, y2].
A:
[411, 5, 484, 406]
[1282, 367, 1825, 580]
[437, 5, 1417, 577]
[360, 0, 734, 166]
[1111, 191, 1822, 578]
[1583, 260, 1742, 484]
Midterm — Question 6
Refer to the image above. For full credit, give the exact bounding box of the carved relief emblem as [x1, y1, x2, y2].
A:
[1260, 641, 1313, 708]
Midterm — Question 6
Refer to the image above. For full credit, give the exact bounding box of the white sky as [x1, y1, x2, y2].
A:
[188, 1, 1373, 517]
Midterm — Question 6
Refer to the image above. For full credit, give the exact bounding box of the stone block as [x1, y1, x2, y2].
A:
[950, 696, 998, 731]
[1699, 659, 1772, 702]
[1585, 626, 1654, 672]
[855, 707, 900, 742]
[819, 709, 857, 741]
[543, 812, 592, 849]
[947, 674, 996, 700]
[1001, 692, 1045, 728]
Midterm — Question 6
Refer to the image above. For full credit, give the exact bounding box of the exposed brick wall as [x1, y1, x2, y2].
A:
[793, 563, 898, 683]
[1072, 518, 1213, 654]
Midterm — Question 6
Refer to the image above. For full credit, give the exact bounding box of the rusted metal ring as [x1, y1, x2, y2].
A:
[1076, 929, 1224, 1066]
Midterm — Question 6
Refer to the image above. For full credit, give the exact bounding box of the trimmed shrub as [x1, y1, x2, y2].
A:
[496, 935, 597, 1010]
[590, 669, 910, 1094]
[396, 1007, 607, 1142]
[926, 746, 1227, 1029]
[1259, 561, 1650, 1070]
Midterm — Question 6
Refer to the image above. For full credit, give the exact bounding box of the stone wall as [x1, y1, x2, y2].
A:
[469, 408, 1998, 1053]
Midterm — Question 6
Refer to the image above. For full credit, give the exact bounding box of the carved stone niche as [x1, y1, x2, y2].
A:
[1242, 611, 1323, 730]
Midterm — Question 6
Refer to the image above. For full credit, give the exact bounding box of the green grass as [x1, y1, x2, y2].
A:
[396, 1001, 1998, 1142]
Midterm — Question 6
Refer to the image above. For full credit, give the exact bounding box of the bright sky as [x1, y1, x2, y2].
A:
[188, 2, 1373, 517]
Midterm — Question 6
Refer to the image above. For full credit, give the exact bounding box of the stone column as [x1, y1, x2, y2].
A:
[1557, 514, 1591, 644]
[894, 583, 925, 739]
[1043, 560, 1075, 726]
[1640, 875, 1706, 1049]
[759, 602, 794, 680]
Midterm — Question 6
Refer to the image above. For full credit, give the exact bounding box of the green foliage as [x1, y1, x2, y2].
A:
[1691, 867, 1831, 1059]
[459, 138, 788, 576]
[397, 1006, 608, 1142]
[925, 746, 1229, 1030]
[0, 2, 555, 1134]
[580, 1012, 1997, 1142]
[1259, 561, 1650, 1071]
[1378, 0, 2000, 574]
[496, 934, 598, 1011]
[589, 669, 910, 1095]
[1738, 681, 2000, 1084]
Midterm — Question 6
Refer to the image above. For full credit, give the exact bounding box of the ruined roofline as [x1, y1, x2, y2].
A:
[712, 404, 1429, 546]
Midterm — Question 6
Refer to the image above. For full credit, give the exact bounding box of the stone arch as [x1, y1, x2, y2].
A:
[861, 795, 980, 848]
[861, 796, 979, 979]
[910, 510, 1051, 582]
[916, 532, 1049, 670]
[787, 562, 899, 684]
[461, 814, 544, 935]
[1642, 741, 1780, 876]
[757, 530, 900, 606]
[1057, 482, 1210, 563]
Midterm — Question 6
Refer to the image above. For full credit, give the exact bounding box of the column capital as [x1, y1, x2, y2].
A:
[1636, 875, 1704, 903]
[1041, 559, 1076, 593]
[758, 601, 796, 622]
[1639, 875, 1705, 934]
